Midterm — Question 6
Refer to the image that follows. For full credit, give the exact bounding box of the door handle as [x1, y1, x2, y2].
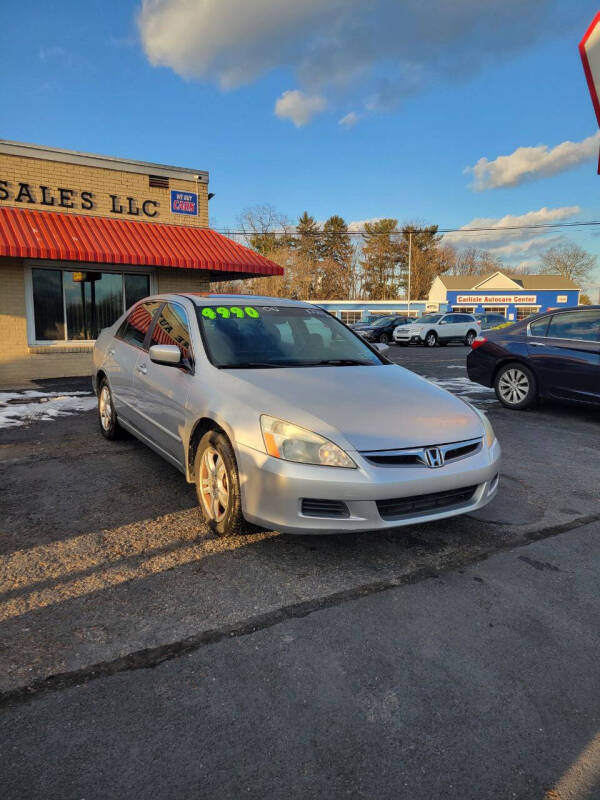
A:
[529, 342, 545, 347]
[137, 364, 148, 375]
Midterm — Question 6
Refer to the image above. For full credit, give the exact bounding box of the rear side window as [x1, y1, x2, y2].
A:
[116, 301, 162, 348]
[149, 302, 193, 359]
[529, 316, 550, 337]
[546, 311, 600, 342]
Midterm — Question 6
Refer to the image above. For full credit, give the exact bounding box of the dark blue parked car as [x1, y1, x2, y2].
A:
[467, 306, 600, 410]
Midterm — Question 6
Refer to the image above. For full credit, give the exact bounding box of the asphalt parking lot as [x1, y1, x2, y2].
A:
[1, 345, 599, 799]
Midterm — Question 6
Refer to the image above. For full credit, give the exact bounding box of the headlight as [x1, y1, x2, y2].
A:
[260, 415, 356, 468]
[473, 406, 496, 448]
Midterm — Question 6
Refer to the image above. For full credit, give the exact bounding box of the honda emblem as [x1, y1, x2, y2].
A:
[425, 447, 444, 468]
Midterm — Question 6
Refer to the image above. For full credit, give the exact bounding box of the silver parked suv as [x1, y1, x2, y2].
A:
[394, 312, 480, 347]
[93, 294, 500, 536]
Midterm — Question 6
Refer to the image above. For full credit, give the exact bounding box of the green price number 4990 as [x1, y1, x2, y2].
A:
[201, 306, 260, 320]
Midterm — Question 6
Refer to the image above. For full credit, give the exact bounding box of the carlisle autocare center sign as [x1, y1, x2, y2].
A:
[171, 189, 197, 216]
[456, 295, 537, 305]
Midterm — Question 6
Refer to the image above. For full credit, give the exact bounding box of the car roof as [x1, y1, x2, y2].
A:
[146, 293, 315, 309]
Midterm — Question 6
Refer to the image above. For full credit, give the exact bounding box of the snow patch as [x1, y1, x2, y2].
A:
[426, 376, 496, 406]
[0, 390, 96, 429]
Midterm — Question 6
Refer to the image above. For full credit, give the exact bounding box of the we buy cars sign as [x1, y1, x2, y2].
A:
[580, 12, 600, 172]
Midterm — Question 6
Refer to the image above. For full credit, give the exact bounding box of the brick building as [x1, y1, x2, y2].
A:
[0, 139, 282, 385]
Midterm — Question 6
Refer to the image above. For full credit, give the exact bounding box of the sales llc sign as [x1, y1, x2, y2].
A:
[170, 190, 198, 216]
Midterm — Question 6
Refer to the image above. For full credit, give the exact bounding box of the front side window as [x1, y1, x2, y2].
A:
[150, 303, 193, 359]
[31, 268, 151, 342]
[418, 314, 442, 324]
[197, 305, 384, 368]
[546, 311, 600, 342]
[118, 301, 162, 348]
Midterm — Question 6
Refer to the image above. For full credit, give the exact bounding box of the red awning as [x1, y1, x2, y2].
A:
[0, 206, 283, 278]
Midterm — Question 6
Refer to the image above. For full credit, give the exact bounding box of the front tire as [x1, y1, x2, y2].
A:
[423, 331, 437, 347]
[494, 363, 537, 410]
[195, 430, 250, 537]
[98, 379, 125, 440]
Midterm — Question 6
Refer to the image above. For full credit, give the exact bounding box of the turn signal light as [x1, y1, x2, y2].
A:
[471, 336, 487, 350]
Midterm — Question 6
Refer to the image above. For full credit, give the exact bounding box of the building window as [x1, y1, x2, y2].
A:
[31, 267, 151, 342]
[452, 306, 475, 313]
[483, 306, 506, 316]
[516, 306, 540, 321]
[340, 311, 362, 324]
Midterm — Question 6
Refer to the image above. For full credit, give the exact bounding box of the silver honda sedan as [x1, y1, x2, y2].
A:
[93, 294, 501, 536]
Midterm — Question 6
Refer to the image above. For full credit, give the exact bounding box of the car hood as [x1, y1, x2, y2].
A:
[219, 364, 484, 452]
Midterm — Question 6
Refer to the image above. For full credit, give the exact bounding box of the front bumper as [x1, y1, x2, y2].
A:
[236, 439, 501, 534]
[394, 331, 423, 343]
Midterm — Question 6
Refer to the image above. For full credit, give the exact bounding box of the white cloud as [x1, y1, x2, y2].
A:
[274, 90, 327, 126]
[339, 111, 360, 128]
[138, 0, 570, 122]
[443, 206, 581, 264]
[347, 218, 384, 232]
[466, 132, 600, 190]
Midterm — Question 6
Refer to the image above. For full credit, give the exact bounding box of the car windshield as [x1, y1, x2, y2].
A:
[416, 314, 442, 323]
[197, 304, 385, 368]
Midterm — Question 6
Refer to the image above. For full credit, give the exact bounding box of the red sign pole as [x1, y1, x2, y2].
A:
[579, 12, 600, 173]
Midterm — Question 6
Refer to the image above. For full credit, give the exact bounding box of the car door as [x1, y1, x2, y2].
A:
[526, 309, 600, 402]
[133, 301, 195, 467]
[437, 313, 460, 341]
[105, 301, 162, 426]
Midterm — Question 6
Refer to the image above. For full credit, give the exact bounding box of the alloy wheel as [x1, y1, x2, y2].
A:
[426, 333, 436, 347]
[99, 386, 112, 431]
[199, 447, 229, 522]
[498, 368, 529, 405]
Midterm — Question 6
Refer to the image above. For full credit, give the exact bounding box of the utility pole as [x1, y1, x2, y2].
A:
[407, 230, 412, 312]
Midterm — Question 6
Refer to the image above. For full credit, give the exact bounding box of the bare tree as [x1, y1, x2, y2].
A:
[448, 247, 502, 276]
[540, 242, 596, 284]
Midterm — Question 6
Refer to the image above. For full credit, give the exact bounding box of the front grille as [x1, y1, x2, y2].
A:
[301, 499, 350, 519]
[376, 485, 478, 520]
[363, 438, 481, 467]
[366, 453, 422, 466]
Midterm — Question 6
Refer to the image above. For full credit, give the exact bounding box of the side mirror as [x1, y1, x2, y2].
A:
[149, 344, 182, 366]
[372, 342, 390, 354]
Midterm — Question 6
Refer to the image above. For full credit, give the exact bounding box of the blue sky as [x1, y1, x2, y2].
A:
[1, 0, 600, 289]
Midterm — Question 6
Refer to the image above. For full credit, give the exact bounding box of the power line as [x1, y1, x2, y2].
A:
[216, 220, 600, 236]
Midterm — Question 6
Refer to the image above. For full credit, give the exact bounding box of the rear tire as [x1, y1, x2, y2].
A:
[98, 379, 125, 440]
[423, 331, 437, 347]
[195, 430, 256, 537]
[494, 363, 537, 410]
[379, 332, 390, 344]
[464, 330, 477, 347]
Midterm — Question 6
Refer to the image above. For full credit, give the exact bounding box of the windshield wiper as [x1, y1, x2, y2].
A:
[300, 359, 374, 366]
[220, 362, 286, 369]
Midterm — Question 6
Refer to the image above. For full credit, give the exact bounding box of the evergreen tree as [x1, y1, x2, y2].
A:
[296, 211, 321, 264]
[360, 219, 403, 299]
[320, 215, 354, 297]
